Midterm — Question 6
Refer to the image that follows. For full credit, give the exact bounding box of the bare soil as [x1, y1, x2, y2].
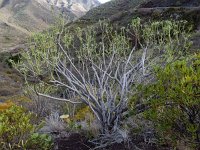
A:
[54, 133, 170, 150]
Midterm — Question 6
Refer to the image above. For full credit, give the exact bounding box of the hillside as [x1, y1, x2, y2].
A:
[1, 0, 200, 101]
[70, 0, 200, 51]
[0, 0, 100, 101]
[35, 0, 100, 17]
[81, 0, 147, 21]
[1, 0, 200, 102]
[140, 0, 200, 7]
[0, 0, 100, 52]
[0, 0, 199, 149]
[76, 0, 199, 26]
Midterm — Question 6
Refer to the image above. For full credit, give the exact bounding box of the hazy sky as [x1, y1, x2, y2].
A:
[99, 0, 111, 3]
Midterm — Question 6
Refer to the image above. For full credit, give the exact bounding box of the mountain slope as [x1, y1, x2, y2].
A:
[140, 0, 200, 7]
[0, 0, 100, 52]
[35, 0, 100, 17]
[77, 0, 200, 27]
[1, 0, 200, 101]
[81, 0, 147, 21]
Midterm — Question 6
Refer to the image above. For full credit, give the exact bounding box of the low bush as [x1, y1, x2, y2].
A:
[0, 105, 35, 149]
[131, 54, 200, 148]
[25, 133, 53, 150]
[0, 104, 54, 149]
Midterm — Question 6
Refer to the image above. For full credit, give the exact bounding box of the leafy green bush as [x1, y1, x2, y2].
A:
[131, 54, 200, 148]
[26, 133, 53, 150]
[0, 105, 35, 149]
[0, 104, 54, 149]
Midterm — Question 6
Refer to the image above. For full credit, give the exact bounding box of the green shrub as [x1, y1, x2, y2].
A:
[0, 104, 54, 149]
[132, 54, 200, 148]
[25, 133, 53, 150]
[0, 105, 35, 149]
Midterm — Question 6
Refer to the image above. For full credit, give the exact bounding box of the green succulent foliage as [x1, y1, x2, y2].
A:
[0, 105, 35, 149]
[131, 54, 200, 148]
[12, 18, 192, 88]
[25, 133, 53, 150]
[131, 17, 193, 62]
[14, 31, 60, 81]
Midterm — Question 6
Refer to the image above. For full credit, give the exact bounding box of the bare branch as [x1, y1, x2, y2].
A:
[36, 92, 82, 104]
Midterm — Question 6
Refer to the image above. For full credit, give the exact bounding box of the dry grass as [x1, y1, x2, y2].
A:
[45, 112, 66, 133]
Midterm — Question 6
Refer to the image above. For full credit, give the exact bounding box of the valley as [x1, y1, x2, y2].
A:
[0, 0, 100, 52]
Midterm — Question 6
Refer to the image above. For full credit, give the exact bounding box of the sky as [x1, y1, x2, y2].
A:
[99, 0, 111, 3]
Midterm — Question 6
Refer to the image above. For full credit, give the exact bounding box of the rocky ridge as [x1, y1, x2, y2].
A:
[0, 0, 100, 52]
